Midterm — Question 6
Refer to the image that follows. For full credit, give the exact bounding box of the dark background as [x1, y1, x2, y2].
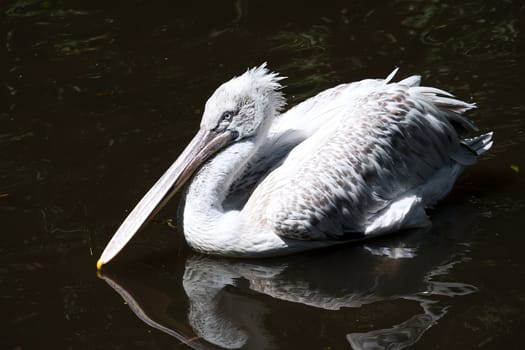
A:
[2, 1, 524, 349]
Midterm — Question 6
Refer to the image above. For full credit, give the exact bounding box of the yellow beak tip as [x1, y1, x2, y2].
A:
[96, 260, 104, 270]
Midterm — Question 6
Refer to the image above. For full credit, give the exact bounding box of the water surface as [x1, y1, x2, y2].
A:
[2, 1, 525, 349]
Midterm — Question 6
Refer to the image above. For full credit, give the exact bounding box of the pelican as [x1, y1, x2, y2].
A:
[97, 64, 493, 268]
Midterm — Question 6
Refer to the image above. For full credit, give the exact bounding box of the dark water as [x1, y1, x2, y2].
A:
[2, 1, 525, 349]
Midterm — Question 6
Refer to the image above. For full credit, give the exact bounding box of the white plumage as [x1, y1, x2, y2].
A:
[97, 64, 493, 266]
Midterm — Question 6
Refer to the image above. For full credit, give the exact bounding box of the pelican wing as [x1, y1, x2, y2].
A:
[243, 75, 483, 240]
[227, 75, 410, 210]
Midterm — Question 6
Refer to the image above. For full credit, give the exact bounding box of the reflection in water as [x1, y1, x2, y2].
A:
[101, 275, 200, 347]
[347, 297, 442, 350]
[100, 221, 477, 349]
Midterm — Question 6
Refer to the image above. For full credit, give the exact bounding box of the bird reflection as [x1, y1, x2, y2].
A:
[99, 223, 477, 350]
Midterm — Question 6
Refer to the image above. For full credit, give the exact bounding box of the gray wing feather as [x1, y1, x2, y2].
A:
[245, 76, 489, 241]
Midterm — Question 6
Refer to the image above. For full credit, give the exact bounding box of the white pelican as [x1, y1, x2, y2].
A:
[97, 64, 493, 268]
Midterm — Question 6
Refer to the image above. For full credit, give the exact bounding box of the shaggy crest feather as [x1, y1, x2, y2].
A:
[232, 63, 287, 115]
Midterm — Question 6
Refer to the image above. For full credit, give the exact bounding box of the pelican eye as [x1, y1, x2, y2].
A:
[220, 111, 236, 122]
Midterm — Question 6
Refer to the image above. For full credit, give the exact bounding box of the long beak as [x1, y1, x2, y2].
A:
[97, 128, 236, 269]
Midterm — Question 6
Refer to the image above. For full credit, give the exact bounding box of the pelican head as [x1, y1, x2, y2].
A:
[173, 63, 286, 194]
[201, 63, 286, 139]
[97, 64, 285, 269]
